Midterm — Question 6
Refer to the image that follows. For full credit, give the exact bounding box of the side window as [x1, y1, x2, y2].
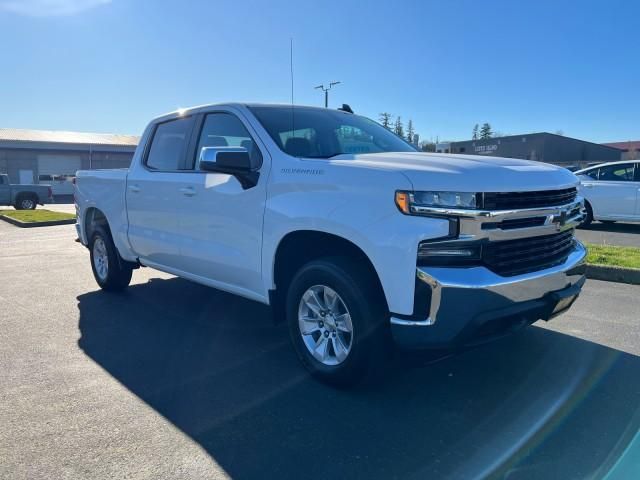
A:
[195, 113, 262, 168]
[146, 116, 195, 171]
[597, 164, 635, 181]
[583, 168, 599, 180]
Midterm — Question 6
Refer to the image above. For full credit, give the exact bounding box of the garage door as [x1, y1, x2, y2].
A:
[37, 154, 82, 195]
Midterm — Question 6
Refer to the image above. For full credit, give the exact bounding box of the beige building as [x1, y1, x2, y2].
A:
[0, 128, 139, 196]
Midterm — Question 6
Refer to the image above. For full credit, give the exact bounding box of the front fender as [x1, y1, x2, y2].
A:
[262, 162, 451, 315]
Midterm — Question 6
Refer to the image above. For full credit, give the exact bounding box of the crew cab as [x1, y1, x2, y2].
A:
[575, 161, 640, 225]
[0, 173, 53, 209]
[74, 103, 587, 385]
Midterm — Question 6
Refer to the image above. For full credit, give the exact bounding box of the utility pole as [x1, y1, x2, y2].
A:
[315, 81, 341, 107]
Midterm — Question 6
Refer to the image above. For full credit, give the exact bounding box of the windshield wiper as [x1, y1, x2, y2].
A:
[304, 153, 348, 159]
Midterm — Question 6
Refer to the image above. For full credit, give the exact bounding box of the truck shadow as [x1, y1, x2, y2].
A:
[77, 277, 640, 479]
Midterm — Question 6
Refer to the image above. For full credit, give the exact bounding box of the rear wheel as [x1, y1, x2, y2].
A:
[286, 257, 390, 387]
[90, 225, 132, 291]
[15, 195, 37, 210]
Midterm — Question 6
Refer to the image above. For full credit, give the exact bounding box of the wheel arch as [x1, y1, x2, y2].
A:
[84, 207, 111, 241]
[271, 230, 389, 320]
[14, 191, 38, 208]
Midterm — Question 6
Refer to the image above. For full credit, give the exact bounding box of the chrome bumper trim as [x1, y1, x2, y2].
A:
[411, 199, 582, 219]
[391, 241, 587, 327]
[415, 198, 585, 242]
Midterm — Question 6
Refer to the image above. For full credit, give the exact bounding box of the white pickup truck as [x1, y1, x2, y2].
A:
[75, 103, 587, 385]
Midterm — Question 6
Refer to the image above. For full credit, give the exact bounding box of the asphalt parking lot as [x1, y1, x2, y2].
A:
[1, 222, 640, 479]
[576, 221, 640, 247]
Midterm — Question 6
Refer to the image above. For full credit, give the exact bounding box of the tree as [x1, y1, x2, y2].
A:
[406, 119, 415, 143]
[379, 112, 392, 130]
[554, 129, 565, 136]
[394, 116, 404, 138]
[472, 124, 479, 140]
[479, 123, 493, 139]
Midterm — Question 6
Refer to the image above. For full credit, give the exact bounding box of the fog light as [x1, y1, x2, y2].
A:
[417, 243, 481, 266]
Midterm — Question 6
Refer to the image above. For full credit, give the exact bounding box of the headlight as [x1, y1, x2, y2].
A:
[395, 190, 479, 214]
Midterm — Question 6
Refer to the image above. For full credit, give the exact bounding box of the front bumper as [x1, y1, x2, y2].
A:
[390, 242, 587, 349]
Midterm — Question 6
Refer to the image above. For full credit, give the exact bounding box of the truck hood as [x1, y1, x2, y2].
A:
[332, 152, 578, 192]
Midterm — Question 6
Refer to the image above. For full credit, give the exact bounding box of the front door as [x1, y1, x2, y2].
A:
[126, 115, 196, 269]
[178, 110, 268, 297]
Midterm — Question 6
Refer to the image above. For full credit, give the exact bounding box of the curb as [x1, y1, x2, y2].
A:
[0, 215, 76, 228]
[586, 264, 640, 285]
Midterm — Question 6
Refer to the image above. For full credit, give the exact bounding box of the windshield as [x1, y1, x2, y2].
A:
[249, 105, 417, 158]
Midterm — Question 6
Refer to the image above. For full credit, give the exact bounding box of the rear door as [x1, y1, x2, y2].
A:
[126, 115, 197, 268]
[581, 163, 637, 219]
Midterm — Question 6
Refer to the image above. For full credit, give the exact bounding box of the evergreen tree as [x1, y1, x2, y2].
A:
[379, 112, 393, 130]
[472, 124, 479, 140]
[406, 119, 415, 143]
[479, 123, 493, 139]
[394, 116, 404, 138]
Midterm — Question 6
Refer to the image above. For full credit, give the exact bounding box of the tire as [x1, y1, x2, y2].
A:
[286, 256, 390, 387]
[89, 225, 133, 291]
[15, 195, 37, 210]
[580, 202, 593, 228]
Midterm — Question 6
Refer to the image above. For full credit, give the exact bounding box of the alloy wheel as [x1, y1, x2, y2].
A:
[298, 285, 354, 366]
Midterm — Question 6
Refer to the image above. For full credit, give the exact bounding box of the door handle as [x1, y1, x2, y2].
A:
[128, 185, 141, 193]
[584, 184, 594, 188]
[179, 187, 196, 197]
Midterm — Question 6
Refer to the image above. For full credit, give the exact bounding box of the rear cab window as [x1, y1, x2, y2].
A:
[145, 116, 195, 171]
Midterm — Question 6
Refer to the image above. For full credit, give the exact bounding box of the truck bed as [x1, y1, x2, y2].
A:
[75, 169, 130, 255]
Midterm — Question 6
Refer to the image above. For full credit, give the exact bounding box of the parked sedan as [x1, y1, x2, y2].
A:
[575, 161, 640, 225]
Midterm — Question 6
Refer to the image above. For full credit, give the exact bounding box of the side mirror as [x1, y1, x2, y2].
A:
[199, 147, 259, 189]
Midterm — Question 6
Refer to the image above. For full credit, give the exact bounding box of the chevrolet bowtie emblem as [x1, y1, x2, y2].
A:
[552, 209, 568, 230]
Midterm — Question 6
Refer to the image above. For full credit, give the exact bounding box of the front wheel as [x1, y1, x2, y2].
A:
[580, 202, 594, 228]
[286, 257, 390, 387]
[89, 226, 132, 291]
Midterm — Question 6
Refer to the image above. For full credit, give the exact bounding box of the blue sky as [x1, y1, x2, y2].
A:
[0, 0, 638, 143]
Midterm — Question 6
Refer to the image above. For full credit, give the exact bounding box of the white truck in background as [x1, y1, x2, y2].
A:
[74, 103, 587, 385]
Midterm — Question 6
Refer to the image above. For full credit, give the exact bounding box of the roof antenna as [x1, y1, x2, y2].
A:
[290, 37, 295, 136]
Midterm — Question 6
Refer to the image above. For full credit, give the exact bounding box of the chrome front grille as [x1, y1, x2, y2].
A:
[482, 230, 575, 276]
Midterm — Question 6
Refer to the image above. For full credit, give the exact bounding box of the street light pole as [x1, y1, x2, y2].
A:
[315, 81, 341, 108]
